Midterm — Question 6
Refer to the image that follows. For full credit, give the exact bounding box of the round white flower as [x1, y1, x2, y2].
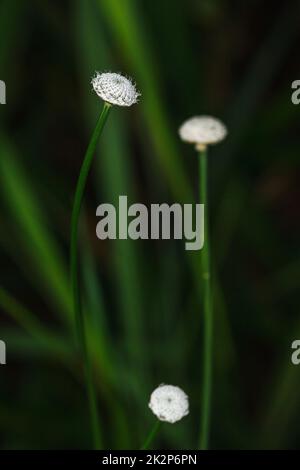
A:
[179, 115, 227, 150]
[149, 384, 189, 424]
[91, 72, 140, 107]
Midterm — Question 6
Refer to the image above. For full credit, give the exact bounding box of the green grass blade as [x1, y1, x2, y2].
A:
[0, 136, 72, 322]
[96, 0, 192, 202]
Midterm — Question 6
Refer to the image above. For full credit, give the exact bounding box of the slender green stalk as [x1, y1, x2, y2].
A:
[198, 147, 213, 450]
[140, 421, 162, 450]
[70, 102, 111, 449]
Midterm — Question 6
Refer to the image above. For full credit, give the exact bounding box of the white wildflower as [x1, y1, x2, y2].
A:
[179, 115, 227, 150]
[91, 72, 140, 107]
[149, 384, 189, 424]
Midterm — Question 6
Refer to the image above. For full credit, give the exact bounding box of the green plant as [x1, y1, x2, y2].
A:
[70, 72, 140, 449]
[179, 116, 227, 449]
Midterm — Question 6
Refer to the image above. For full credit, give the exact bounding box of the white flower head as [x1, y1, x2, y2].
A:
[179, 115, 227, 151]
[91, 72, 140, 107]
[149, 384, 189, 424]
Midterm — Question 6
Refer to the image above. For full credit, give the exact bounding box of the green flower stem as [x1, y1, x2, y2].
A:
[70, 102, 111, 449]
[140, 421, 162, 450]
[198, 147, 213, 450]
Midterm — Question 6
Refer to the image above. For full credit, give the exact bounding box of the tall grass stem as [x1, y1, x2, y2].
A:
[140, 421, 162, 450]
[70, 102, 111, 449]
[198, 148, 213, 450]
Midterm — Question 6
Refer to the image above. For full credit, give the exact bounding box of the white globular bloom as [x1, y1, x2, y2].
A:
[179, 115, 227, 150]
[149, 384, 189, 424]
[91, 72, 140, 107]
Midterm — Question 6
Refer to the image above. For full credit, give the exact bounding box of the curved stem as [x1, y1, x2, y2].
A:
[198, 148, 213, 450]
[140, 421, 162, 450]
[70, 102, 111, 449]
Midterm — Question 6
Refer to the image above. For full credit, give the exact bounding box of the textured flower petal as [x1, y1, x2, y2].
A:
[149, 384, 189, 423]
[91, 72, 140, 107]
[179, 116, 227, 147]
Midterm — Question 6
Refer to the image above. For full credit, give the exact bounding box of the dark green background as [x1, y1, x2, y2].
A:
[0, 0, 299, 449]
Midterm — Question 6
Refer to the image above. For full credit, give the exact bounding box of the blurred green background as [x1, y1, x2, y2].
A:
[0, 0, 300, 450]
